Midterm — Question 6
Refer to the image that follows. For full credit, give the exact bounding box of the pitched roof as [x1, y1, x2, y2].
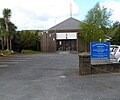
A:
[48, 17, 82, 31]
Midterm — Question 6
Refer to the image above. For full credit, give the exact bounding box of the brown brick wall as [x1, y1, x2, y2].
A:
[41, 30, 88, 52]
[40, 32, 49, 52]
[48, 33, 56, 52]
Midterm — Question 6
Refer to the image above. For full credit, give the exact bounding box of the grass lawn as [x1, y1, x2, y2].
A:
[0, 50, 49, 56]
[22, 49, 49, 54]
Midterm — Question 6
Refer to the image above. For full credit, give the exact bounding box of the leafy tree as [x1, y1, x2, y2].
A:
[3, 8, 11, 50]
[112, 21, 120, 28]
[0, 17, 17, 51]
[0, 17, 6, 50]
[80, 2, 112, 43]
[12, 32, 20, 52]
[111, 21, 120, 45]
[8, 22, 17, 50]
[13, 30, 40, 52]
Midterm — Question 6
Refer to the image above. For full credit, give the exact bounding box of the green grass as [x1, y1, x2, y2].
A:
[0, 49, 49, 56]
[22, 50, 49, 54]
[22, 50, 41, 54]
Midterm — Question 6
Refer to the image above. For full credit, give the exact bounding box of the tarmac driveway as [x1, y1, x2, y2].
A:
[0, 53, 120, 100]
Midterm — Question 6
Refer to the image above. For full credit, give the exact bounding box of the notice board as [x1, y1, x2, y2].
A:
[90, 42, 110, 58]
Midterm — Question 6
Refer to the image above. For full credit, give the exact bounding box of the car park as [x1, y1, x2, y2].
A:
[110, 45, 120, 63]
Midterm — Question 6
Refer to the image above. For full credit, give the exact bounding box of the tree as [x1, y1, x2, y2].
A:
[111, 21, 120, 45]
[79, 2, 112, 43]
[8, 22, 17, 50]
[0, 17, 6, 50]
[3, 8, 11, 50]
[13, 30, 40, 53]
[112, 21, 120, 29]
[0, 17, 17, 51]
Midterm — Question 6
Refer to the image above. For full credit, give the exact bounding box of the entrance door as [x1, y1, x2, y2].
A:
[70, 40, 76, 51]
[56, 32, 77, 51]
[56, 40, 76, 51]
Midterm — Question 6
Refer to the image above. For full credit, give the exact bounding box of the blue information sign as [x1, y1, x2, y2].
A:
[90, 42, 110, 58]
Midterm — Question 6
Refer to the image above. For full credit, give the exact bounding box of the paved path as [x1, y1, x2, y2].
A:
[0, 54, 120, 100]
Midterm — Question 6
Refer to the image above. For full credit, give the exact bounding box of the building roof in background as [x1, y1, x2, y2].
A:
[48, 17, 82, 31]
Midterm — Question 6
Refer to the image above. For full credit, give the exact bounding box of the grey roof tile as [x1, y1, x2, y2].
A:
[48, 17, 82, 31]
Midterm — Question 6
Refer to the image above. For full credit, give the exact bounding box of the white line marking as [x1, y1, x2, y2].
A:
[0, 60, 30, 62]
[0, 65, 8, 67]
[0, 62, 18, 64]
[59, 76, 66, 78]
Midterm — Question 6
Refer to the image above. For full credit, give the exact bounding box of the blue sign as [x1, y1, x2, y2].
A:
[90, 42, 110, 58]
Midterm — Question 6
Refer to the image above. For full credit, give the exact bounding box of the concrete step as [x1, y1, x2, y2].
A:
[59, 51, 70, 54]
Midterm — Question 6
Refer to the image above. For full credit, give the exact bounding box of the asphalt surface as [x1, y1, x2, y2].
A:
[0, 53, 120, 100]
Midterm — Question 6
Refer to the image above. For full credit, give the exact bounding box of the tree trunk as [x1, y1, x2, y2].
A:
[5, 18, 9, 50]
[10, 38, 12, 51]
[4, 36, 6, 49]
[6, 36, 9, 50]
[1, 36, 4, 50]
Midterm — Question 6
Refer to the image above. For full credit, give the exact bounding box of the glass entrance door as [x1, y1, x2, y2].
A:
[56, 40, 76, 51]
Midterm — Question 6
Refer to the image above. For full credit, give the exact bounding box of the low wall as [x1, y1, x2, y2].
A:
[79, 54, 120, 75]
[92, 63, 120, 74]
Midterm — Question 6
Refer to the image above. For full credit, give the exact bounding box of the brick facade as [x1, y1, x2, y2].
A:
[40, 17, 88, 52]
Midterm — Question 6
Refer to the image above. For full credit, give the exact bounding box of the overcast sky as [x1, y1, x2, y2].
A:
[0, 0, 120, 30]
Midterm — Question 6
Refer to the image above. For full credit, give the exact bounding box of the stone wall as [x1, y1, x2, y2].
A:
[79, 54, 120, 75]
[91, 63, 120, 74]
[79, 54, 91, 75]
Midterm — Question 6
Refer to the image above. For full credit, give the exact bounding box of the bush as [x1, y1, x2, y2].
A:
[0, 50, 14, 56]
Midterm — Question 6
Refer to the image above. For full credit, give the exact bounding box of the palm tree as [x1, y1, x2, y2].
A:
[0, 18, 6, 50]
[8, 22, 17, 50]
[3, 8, 11, 50]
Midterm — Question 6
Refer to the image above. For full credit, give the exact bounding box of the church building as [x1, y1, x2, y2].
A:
[41, 17, 87, 52]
